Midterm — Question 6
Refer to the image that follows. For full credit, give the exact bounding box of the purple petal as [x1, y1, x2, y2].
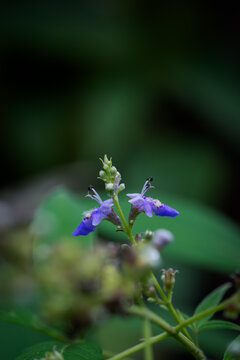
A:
[128, 196, 145, 211]
[99, 199, 114, 216]
[91, 209, 102, 226]
[153, 203, 179, 217]
[144, 201, 153, 217]
[72, 218, 95, 236]
[126, 193, 141, 199]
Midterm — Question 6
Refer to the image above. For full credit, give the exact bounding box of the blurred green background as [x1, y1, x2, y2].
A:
[0, 1, 240, 359]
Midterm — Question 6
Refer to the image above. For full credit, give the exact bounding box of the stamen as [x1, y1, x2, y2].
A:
[141, 177, 154, 196]
[86, 186, 103, 204]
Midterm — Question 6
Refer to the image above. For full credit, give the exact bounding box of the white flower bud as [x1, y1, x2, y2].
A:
[99, 170, 106, 179]
[118, 183, 125, 193]
[138, 245, 161, 268]
[105, 183, 114, 191]
[110, 166, 117, 175]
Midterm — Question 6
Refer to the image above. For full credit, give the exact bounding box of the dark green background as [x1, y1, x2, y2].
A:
[0, 1, 240, 359]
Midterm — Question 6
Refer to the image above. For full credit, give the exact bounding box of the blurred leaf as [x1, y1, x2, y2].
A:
[198, 320, 240, 332]
[0, 308, 66, 341]
[78, 80, 148, 160]
[100, 193, 240, 273]
[32, 188, 96, 263]
[192, 283, 231, 329]
[33, 189, 240, 273]
[15, 341, 103, 360]
[224, 335, 240, 360]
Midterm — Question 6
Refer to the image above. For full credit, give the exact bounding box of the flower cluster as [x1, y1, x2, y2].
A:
[72, 157, 179, 237]
[37, 241, 154, 336]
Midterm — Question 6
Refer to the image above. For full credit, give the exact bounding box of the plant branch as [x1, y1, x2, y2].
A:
[150, 271, 192, 340]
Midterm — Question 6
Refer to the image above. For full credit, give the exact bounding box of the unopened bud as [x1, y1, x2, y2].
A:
[118, 183, 125, 193]
[138, 245, 161, 268]
[104, 154, 112, 166]
[152, 229, 173, 250]
[161, 268, 178, 292]
[110, 166, 117, 175]
[145, 230, 153, 241]
[105, 183, 114, 191]
[147, 297, 156, 303]
[99, 170, 106, 179]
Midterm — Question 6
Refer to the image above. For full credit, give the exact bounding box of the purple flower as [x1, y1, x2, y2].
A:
[72, 187, 116, 236]
[127, 177, 179, 220]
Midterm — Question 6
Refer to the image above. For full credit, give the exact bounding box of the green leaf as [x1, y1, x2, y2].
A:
[199, 320, 240, 332]
[192, 283, 231, 329]
[224, 335, 240, 360]
[100, 192, 240, 273]
[15, 341, 103, 360]
[31, 188, 96, 264]
[0, 308, 66, 341]
[32, 188, 240, 273]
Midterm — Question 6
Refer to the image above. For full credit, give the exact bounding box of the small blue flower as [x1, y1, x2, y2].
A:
[127, 177, 179, 219]
[72, 187, 115, 236]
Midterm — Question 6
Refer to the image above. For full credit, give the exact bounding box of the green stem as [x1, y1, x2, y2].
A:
[113, 195, 136, 244]
[151, 271, 192, 340]
[107, 332, 168, 360]
[108, 291, 235, 360]
[103, 350, 133, 360]
[129, 306, 204, 359]
[138, 296, 154, 360]
[175, 296, 232, 332]
[143, 316, 154, 360]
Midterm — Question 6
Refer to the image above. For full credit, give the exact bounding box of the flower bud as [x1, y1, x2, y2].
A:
[138, 244, 161, 268]
[145, 230, 153, 241]
[152, 229, 173, 250]
[147, 297, 156, 303]
[118, 183, 125, 193]
[99, 170, 106, 179]
[110, 166, 117, 175]
[104, 154, 112, 166]
[105, 183, 114, 191]
[161, 268, 178, 292]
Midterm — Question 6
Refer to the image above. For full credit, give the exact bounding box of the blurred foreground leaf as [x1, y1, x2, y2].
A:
[224, 335, 240, 360]
[31, 188, 95, 263]
[0, 308, 66, 341]
[15, 341, 103, 360]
